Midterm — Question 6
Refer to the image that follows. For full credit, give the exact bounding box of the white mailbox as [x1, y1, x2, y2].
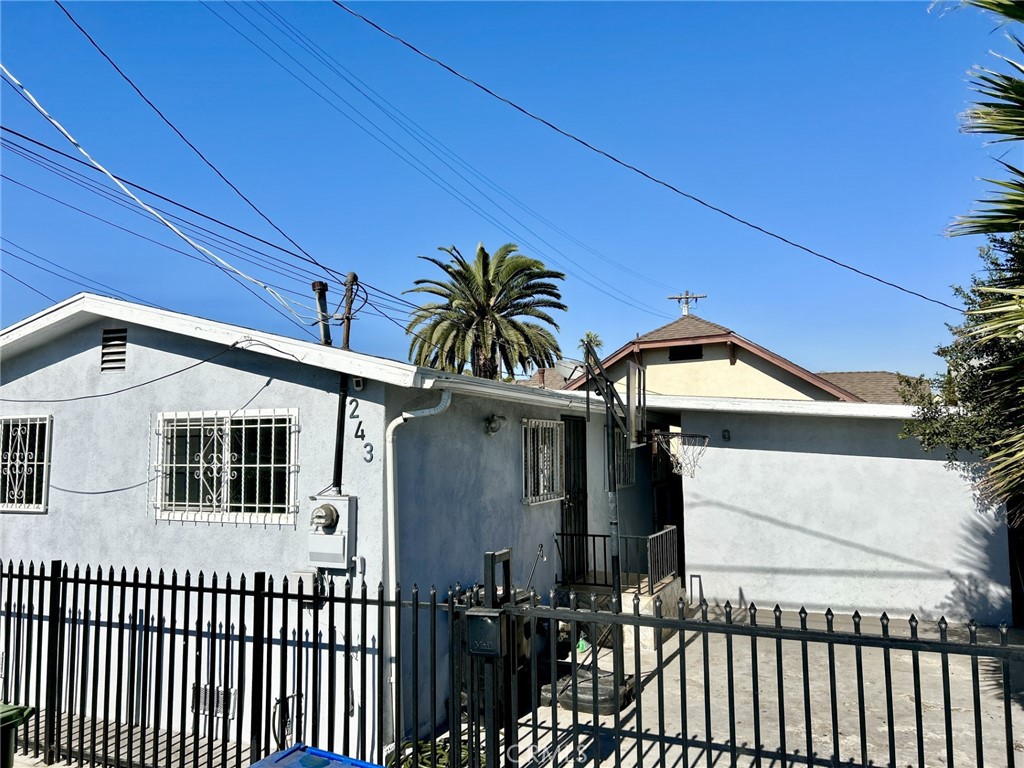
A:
[308, 494, 355, 570]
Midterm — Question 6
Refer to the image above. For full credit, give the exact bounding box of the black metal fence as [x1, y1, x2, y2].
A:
[0, 560, 457, 768]
[4, 557, 1024, 768]
[555, 527, 678, 595]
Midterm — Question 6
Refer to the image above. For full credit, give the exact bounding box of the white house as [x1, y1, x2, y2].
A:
[1, 295, 1012, 628]
[0, 293, 663, 601]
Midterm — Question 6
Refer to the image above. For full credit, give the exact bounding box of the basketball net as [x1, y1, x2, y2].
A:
[652, 432, 709, 478]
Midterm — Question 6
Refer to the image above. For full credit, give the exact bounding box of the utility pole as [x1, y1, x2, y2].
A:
[667, 291, 707, 316]
[341, 272, 358, 351]
[312, 281, 333, 346]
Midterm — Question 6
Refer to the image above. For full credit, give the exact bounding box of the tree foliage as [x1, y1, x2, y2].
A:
[405, 243, 567, 380]
[900, 236, 1024, 471]
[905, 0, 1024, 520]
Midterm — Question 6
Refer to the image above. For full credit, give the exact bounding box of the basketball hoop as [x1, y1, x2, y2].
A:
[652, 431, 709, 478]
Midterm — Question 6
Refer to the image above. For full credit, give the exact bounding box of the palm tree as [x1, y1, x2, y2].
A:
[952, 0, 1024, 236]
[578, 331, 603, 365]
[405, 243, 567, 380]
[953, 1, 1024, 518]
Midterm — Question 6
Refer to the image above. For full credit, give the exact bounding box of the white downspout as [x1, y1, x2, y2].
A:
[383, 389, 451, 744]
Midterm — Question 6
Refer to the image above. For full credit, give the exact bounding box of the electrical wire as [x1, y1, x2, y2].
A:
[2, 143, 326, 293]
[1, 242, 149, 305]
[1, 173, 318, 312]
[54, 0, 321, 266]
[1, 126, 329, 271]
[258, 1, 683, 297]
[242, 1, 675, 313]
[0, 62, 318, 331]
[0, 342, 240, 403]
[51, 477, 152, 495]
[333, 1, 962, 314]
[0, 267, 57, 303]
[203, 2, 667, 319]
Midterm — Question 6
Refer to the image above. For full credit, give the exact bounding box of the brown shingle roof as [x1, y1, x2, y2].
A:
[816, 372, 908, 405]
[635, 314, 733, 343]
[517, 367, 569, 389]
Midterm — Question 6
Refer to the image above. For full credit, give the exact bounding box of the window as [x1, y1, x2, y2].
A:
[1, 416, 52, 513]
[154, 409, 298, 523]
[668, 344, 703, 361]
[522, 418, 565, 505]
[614, 428, 635, 488]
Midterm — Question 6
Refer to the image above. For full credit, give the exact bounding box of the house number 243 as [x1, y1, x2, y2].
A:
[348, 399, 374, 462]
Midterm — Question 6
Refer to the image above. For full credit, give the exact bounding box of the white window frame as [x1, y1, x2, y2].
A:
[522, 418, 565, 505]
[153, 408, 299, 524]
[1, 415, 52, 513]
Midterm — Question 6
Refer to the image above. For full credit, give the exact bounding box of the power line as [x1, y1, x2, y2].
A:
[2, 141, 326, 292]
[333, 1, 962, 314]
[0, 62, 316, 331]
[2, 239, 151, 304]
[203, 2, 667, 319]
[246, 1, 678, 309]
[0, 126, 328, 271]
[0, 342, 239, 403]
[260, 1, 682, 297]
[54, 0, 320, 267]
[2, 176, 318, 337]
[0, 267, 57, 303]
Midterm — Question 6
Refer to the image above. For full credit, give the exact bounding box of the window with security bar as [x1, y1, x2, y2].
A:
[154, 409, 298, 522]
[1, 416, 52, 513]
[522, 418, 565, 505]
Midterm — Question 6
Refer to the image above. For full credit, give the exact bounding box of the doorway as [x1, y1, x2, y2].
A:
[561, 416, 588, 582]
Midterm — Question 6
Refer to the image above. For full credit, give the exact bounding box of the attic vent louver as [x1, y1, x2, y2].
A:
[101, 328, 128, 371]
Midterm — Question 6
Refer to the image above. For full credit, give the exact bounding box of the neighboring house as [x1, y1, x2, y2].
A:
[565, 314, 863, 402]
[559, 312, 1013, 625]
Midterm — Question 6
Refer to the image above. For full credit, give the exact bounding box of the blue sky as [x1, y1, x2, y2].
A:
[1, 1, 1018, 377]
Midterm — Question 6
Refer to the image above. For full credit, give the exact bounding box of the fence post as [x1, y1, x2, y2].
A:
[250, 572, 267, 760]
[43, 559, 63, 766]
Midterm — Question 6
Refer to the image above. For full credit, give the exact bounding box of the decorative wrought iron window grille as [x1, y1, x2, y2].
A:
[522, 418, 565, 505]
[0, 416, 52, 513]
[153, 409, 299, 523]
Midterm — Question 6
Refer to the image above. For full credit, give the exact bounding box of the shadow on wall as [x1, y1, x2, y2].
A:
[687, 497, 1011, 621]
[929, 470, 1011, 626]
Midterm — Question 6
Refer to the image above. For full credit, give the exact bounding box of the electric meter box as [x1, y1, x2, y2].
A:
[308, 494, 356, 570]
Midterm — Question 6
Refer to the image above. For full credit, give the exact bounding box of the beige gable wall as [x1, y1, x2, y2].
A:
[607, 343, 839, 401]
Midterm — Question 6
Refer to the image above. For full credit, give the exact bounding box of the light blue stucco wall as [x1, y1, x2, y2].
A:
[386, 387, 651, 598]
[678, 409, 1010, 624]
[1, 319, 656, 592]
[0, 319, 387, 582]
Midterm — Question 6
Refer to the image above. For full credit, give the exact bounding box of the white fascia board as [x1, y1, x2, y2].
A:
[417, 371, 592, 411]
[1, 293, 421, 388]
[645, 393, 916, 420]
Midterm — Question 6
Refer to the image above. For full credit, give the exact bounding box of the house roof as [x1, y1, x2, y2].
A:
[635, 314, 734, 342]
[817, 371, 911, 405]
[0, 293, 592, 411]
[565, 313, 864, 403]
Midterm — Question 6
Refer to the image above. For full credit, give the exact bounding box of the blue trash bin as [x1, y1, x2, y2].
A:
[250, 744, 383, 768]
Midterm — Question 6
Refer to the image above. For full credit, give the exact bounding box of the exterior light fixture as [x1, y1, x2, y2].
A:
[484, 414, 506, 435]
[722, 429, 731, 441]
